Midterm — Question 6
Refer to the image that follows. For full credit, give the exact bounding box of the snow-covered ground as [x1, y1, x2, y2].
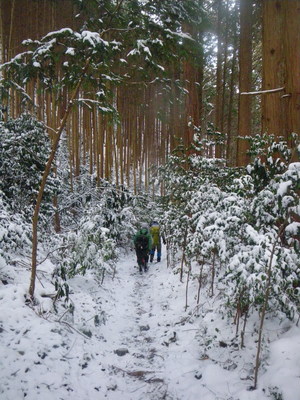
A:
[0, 248, 299, 400]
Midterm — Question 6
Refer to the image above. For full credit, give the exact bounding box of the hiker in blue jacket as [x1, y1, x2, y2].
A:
[133, 223, 152, 273]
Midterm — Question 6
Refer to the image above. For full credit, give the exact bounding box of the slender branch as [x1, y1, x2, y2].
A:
[101, 27, 138, 35]
[124, 79, 161, 86]
[58, 320, 91, 339]
[43, 123, 57, 134]
[240, 87, 285, 96]
[36, 245, 71, 266]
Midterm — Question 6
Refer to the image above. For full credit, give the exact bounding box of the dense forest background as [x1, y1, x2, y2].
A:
[1, 0, 299, 192]
[0, 1, 299, 397]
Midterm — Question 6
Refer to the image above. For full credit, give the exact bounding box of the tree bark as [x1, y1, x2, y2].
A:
[182, 22, 201, 152]
[221, 0, 230, 135]
[261, 0, 285, 139]
[226, 12, 238, 166]
[214, 0, 224, 158]
[282, 0, 300, 146]
[236, 0, 253, 167]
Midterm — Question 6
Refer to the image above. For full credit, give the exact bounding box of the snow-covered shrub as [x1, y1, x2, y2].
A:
[0, 193, 31, 265]
[158, 139, 299, 325]
[58, 174, 138, 246]
[52, 207, 118, 300]
[96, 182, 149, 247]
[48, 175, 161, 300]
[158, 150, 246, 273]
[192, 189, 247, 262]
[0, 113, 59, 222]
[54, 147, 160, 246]
[225, 162, 300, 321]
[246, 133, 297, 192]
[158, 150, 204, 269]
[56, 212, 117, 275]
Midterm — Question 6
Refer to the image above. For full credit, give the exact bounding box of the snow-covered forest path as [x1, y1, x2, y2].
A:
[96, 251, 193, 400]
[2, 246, 225, 400]
[3, 246, 299, 400]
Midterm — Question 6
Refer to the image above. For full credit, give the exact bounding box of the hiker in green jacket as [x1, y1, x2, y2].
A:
[133, 223, 152, 273]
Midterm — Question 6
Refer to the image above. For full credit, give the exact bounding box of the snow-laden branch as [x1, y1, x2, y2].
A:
[10, 81, 33, 102]
[240, 87, 285, 95]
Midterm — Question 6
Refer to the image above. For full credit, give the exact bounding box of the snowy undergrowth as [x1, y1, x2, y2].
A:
[1, 247, 299, 400]
[1, 120, 299, 399]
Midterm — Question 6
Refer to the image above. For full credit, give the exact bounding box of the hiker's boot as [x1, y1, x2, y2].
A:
[144, 263, 148, 272]
[157, 257, 161, 262]
[150, 255, 153, 262]
[139, 265, 143, 274]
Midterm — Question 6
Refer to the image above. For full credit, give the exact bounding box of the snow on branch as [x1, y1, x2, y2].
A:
[240, 87, 285, 96]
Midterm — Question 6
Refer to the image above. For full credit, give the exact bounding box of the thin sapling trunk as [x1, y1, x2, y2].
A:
[185, 262, 191, 312]
[196, 257, 205, 305]
[241, 308, 248, 348]
[210, 249, 216, 297]
[180, 229, 188, 283]
[29, 58, 91, 298]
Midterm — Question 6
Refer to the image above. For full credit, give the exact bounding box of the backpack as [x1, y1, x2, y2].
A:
[150, 224, 160, 245]
[135, 234, 148, 251]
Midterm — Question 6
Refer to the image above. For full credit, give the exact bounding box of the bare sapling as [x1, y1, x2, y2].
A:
[166, 238, 170, 268]
[210, 249, 216, 297]
[241, 308, 249, 348]
[180, 228, 188, 283]
[196, 257, 205, 304]
[185, 262, 191, 311]
[234, 298, 241, 336]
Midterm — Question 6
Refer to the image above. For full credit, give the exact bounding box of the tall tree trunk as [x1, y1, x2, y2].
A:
[214, 0, 224, 158]
[282, 0, 300, 147]
[226, 12, 238, 166]
[236, 0, 253, 167]
[182, 22, 201, 152]
[221, 0, 229, 135]
[197, 31, 204, 145]
[261, 0, 285, 139]
[8, 0, 15, 61]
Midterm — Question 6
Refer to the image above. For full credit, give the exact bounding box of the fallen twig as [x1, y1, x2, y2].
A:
[113, 365, 155, 378]
[58, 320, 91, 339]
